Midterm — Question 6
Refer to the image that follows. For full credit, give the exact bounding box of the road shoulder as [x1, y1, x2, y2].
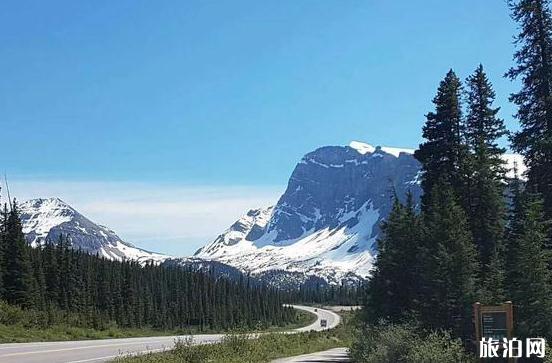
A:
[270, 347, 350, 362]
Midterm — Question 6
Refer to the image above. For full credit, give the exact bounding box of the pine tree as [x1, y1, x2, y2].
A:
[29, 248, 46, 310]
[364, 193, 423, 323]
[42, 240, 59, 308]
[2, 201, 33, 307]
[365, 198, 405, 322]
[419, 180, 480, 339]
[508, 193, 552, 338]
[505, 164, 525, 282]
[481, 244, 507, 304]
[507, 0, 552, 223]
[464, 64, 509, 270]
[414, 69, 469, 211]
[0, 209, 295, 331]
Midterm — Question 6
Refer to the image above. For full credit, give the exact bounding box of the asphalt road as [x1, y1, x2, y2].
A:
[290, 305, 341, 332]
[0, 305, 341, 363]
[271, 347, 350, 362]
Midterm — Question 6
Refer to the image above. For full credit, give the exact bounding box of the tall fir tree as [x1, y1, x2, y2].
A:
[464, 64, 509, 273]
[414, 69, 469, 211]
[507, 193, 552, 338]
[507, 0, 552, 223]
[364, 195, 422, 323]
[419, 180, 480, 339]
[2, 201, 33, 307]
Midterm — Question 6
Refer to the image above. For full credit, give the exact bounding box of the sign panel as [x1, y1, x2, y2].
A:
[481, 311, 508, 340]
[473, 302, 515, 363]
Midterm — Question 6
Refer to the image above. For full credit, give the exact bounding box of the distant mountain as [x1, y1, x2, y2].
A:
[18, 198, 257, 282]
[18, 141, 524, 288]
[194, 141, 525, 286]
[19, 197, 167, 262]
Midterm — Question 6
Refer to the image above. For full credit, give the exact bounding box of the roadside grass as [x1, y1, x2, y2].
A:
[0, 302, 317, 343]
[113, 312, 354, 363]
[0, 324, 179, 343]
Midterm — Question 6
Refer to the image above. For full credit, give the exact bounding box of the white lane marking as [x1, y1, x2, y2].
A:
[0, 338, 177, 351]
[0, 335, 225, 358]
[0, 340, 175, 357]
[0, 305, 340, 361]
[65, 347, 167, 363]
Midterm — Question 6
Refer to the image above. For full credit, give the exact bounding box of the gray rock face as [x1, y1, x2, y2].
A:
[265, 145, 422, 244]
[195, 142, 425, 285]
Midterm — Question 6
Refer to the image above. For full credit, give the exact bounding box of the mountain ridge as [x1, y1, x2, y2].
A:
[194, 140, 525, 285]
[19, 197, 167, 262]
[16, 141, 525, 287]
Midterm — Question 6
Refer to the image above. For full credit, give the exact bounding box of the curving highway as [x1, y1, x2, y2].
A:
[289, 305, 340, 332]
[0, 305, 340, 363]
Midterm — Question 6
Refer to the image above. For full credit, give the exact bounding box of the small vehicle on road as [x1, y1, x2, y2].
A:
[314, 308, 318, 312]
[320, 319, 327, 328]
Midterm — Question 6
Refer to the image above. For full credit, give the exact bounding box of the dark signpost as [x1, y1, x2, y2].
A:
[473, 302, 514, 362]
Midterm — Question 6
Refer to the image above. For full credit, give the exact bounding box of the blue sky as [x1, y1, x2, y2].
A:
[1, 1, 521, 255]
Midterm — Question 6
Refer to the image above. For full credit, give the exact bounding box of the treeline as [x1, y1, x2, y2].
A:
[284, 283, 364, 306]
[364, 0, 552, 344]
[0, 202, 296, 331]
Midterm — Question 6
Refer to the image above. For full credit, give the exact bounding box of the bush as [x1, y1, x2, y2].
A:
[406, 330, 474, 363]
[173, 337, 208, 363]
[351, 323, 419, 363]
[350, 323, 475, 363]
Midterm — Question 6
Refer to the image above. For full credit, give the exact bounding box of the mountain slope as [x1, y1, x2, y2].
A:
[19, 197, 167, 262]
[195, 141, 524, 285]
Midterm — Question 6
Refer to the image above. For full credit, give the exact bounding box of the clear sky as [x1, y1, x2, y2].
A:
[1, 1, 521, 255]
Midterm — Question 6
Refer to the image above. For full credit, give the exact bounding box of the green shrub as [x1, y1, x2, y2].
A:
[173, 337, 209, 363]
[351, 323, 419, 363]
[406, 330, 474, 363]
[350, 323, 475, 363]
[544, 344, 552, 363]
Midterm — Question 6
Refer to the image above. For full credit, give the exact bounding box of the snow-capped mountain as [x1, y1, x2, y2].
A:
[18, 141, 525, 286]
[19, 197, 167, 262]
[195, 141, 525, 285]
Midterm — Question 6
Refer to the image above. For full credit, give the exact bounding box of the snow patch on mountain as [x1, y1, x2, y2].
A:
[350, 141, 526, 178]
[349, 141, 414, 158]
[19, 198, 167, 263]
[196, 141, 425, 284]
[195, 141, 526, 286]
[196, 203, 378, 283]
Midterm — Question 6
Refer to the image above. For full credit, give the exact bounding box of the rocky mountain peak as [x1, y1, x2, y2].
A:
[18, 197, 166, 262]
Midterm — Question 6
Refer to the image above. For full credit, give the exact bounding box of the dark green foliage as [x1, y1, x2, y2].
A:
[464, 65, 509, 271]
[2, 201, 33, 307]
[358, 1, 552, 352]
[507, 0, 552, 222]
[480, 245, 507, 305]
[364, 193, 422, 323]
[350, 323, 475, 363]
[414, 69, 469, 211]
[507, 193, 552, 338]
[0, 206, 296, 332]
[418, 181, 479, 338]
[284, 283, 364, 306]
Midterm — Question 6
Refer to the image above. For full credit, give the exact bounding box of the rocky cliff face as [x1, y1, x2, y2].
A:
[195, 141, 524, 286]
[19, 141, 524, 287]
[195, 141, 423, 284]
[265, 142, 422, 244]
